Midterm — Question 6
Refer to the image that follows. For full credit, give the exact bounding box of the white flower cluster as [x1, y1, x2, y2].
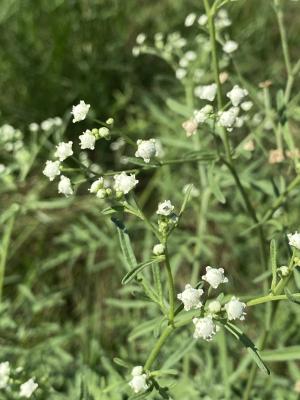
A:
[129, 366, 148, 394]
[43, 101, 115, 197]
[176, 267, 246, 341]
[0, 361, 38, 398]
[0, 124, 23, 152]
[88, 172, 139, 200]
[287, 231, 300, 250]
[135, 139, 158, 163]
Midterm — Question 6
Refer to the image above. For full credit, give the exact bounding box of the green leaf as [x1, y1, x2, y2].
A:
[179, 184, 194, 216]
[162, 337, 196, 369]
[261, 346, 300, 362]
[111, 217, 137, 271]
[223, 322, 270, 375]
[122, 257, 165, 284]
[270, 239, 277, 291]
[166, 97, 192, 117]
[208, 164, 226, 204]
[284, 288, 300, 306]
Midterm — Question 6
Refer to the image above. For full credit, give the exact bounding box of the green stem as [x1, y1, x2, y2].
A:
[164, 246, 175, 325]
[144, 325, 174, 370]
[204, 0, 232, 163]
[247, 293, 300, 307]
[0, 212, 16, 302]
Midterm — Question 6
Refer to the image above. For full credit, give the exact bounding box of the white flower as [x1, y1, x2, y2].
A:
[136, 33, 146, 44]
[216, 9, 231, 29]
[223, 40, 238, 54]
[79, 130, 96, 150]
[176, 68, 187, 80]
[153, 243, 165, 256]
[53, 117, 63, 126]
[29, 122, 39, 132]
[135, 139, 157, 163]
[54, 141, 73, 161]
[198, 14, 208, 25]
[0, 164, 6, 174]
[208, 300, 222, 314]
[58, 175, 73, 197]
[106, 117, 114, 125]
[71, 100, 90, 123]
[20, 378, 38, 398]
[193, 316, 217, 341]
[279, 266, 289, 276]
[182, 119, 198, 137]
[241, 101, 253, 111]
[185, 13, 197, 27]
[43, 160, 61, 181]
[177, 284, 204, 311]
[41, 119, 54, 131]
[194, 105, 213, 124]
[129, 366, 148, 394]
[218, 107, 239, 131]
[157, 200, 174, 216]
[225, 297, 246, 321]
[89, 177, 104, 193]
[114, 172, 138, 194]
[202, 266, 228, 289]
[0, 361, 10, 389]
[185, 51, 197, 61]
[226, 85, 248, 107]
[195, 83, 217, 101]
[287, 232, 300, 250]
[99, 127, 110, 138]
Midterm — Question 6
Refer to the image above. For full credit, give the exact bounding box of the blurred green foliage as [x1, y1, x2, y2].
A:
[0, 0, 300, 399]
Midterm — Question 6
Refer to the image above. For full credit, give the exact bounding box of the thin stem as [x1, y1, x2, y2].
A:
[204, 0, 232, 163]
[0, 212, 16, 302]
[164, 246, 175, 325]
[144, 325, 174, 370]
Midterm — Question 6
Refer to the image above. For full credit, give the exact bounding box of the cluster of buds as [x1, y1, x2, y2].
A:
[156, 200, 178, 239]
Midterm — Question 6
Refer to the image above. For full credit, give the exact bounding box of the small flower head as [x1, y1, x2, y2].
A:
[202, 266, 228, 289]
[287, 232, 300, 250]
[223, 40, 238, 54]
[43, 160, 61, 181]
[129, 366, 148, 394]
[226, 85, 248, 107]
[243, 139, 255, 152]
[198, 14, 208, 26]
[79, 130, 96, 150]
[114, 172, 138, 194]
[268, 149, 284, 164]
[193, 316, 217, 341]
[136, 33, 146, 45]
[177, 284, 204, 311]
[29, 122, 39, 132]
[135, 139, 157, 163]
[195, 83, 217, 102]
[54, 141, 73, 162]
[194, 105, 213, 124]
[157, 200, 174, 216]
[71, 100, 90, 123]
[89, 177, 104, 193]
[241, 101, 253, 111]
[182, 119, 198, 137]
[225, 297, 246, 321]
[58, 175, 73, 197]
[218, 107, 239, 131]
[279, 266, 289, 276]
[20, 378, 38, 398]
[99, 127, 110, 139]
[208, 299, 222, 314]
[153, 243, 165, 256]
[0, 361, 10, 389]
[185, 13, 197, 27]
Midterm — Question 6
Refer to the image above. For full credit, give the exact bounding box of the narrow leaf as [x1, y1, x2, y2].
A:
[122, 257, 165, 284]
[223, 322, 270, 375]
